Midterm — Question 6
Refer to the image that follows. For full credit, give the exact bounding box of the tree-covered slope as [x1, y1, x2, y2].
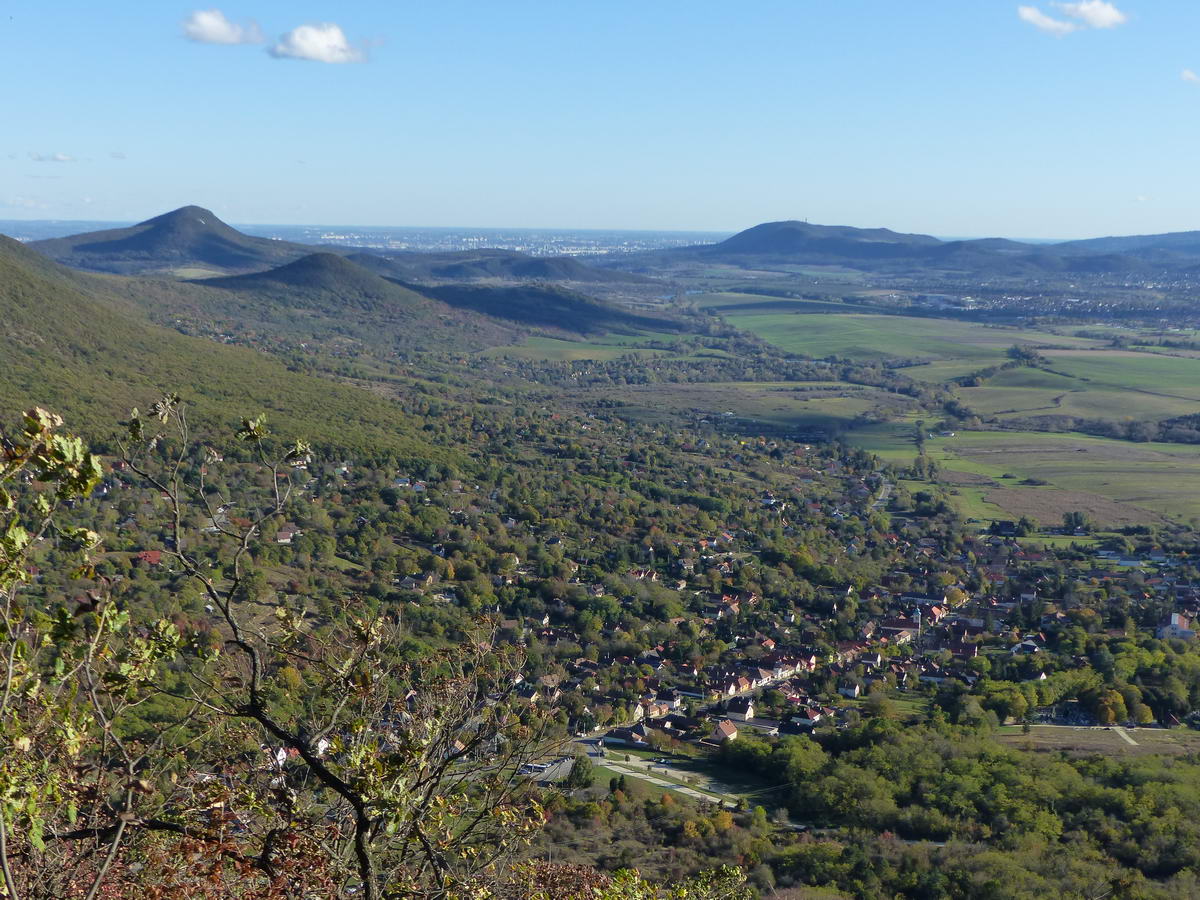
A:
[350, 249, 653, 284]
[0, 235, 444, 458]
[421, 282, 682, 335]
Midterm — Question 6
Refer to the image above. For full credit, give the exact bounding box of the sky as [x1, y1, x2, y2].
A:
[1, 0, 1198, 238]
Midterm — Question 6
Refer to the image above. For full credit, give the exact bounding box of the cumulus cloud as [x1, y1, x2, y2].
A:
[269, 23, 365, 63]
[183, 9, 263, 45]
[1183, 69, 1200, 83]
[1058, 1, 1127, 28]
[1018, 6, 1079, 35]
[1018, 2, 1127, 35]
[29, 152, 75, 163]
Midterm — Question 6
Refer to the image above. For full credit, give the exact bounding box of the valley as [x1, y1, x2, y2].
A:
[9, 205, 1200, 898]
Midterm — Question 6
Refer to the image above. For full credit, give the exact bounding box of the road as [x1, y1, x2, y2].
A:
[600, 757, 737, 808]
[872, 480, 892, 510]
[578, 740, 785, 811]
[1114, 726, 1139, 746]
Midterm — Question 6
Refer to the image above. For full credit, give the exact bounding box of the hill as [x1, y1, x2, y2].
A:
[1050, 229, 1200, 264]
[710, 220, 943, 260]
[420, 282, 682, 335]
[348, 249, 652, 284]
[104, 253, 518, 359]
[0, 234, 445, 457]
[30, 205, 319, 275]
[614, 219, 1156, 276]
[204, 252, 442, 312]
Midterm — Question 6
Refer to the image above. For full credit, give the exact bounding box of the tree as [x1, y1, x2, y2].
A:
[565, 754, 595, 792]
[1063, 511, 1092, 534]
[1, 402, 563, 900]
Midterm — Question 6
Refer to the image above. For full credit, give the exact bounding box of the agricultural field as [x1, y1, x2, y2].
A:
[921, 430, 1200, 526]
[725, 310, 1103, 364]
[589, 381, 914, 432]
[849, 424, 1200, 526]
[1044, 350, 1200, 402]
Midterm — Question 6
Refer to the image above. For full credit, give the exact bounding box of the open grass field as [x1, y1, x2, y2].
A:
[726, 312, 1104, 364]
[721, 307, 1200, 425]
[590, 381, 916, 432]
[920, 430, 1200, 525]
[849, 424, 1200, 525]
[1045, 350, 1200, 402]
[995, 725, 1200, 757]
[676, 305, 1200, 526]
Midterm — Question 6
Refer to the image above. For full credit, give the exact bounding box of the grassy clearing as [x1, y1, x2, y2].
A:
[901, 360, 996, 383]
[995, 725, 1200, 757]
[592, 381, 914, 432]
[920, 431, 1200, 525]
[726, 313, 1104, 363]
[854, 426, 1200, 526]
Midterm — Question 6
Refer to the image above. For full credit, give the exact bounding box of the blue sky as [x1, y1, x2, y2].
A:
[1, 1, 1197, 237]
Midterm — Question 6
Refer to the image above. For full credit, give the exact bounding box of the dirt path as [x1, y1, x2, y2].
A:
[1114, 727, 1138, 746]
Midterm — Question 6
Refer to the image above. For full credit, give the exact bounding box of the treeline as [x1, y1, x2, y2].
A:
[718, 721, 1200, 891]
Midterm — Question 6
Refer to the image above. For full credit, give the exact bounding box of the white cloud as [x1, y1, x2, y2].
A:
[183, 9, 263, 45]
[1018, 6, 1079, 35]
[1056, 1, 1128, 28]
[269, 23, 365, 63]
[1183, 69, 1200, 83]
[110, 151, 126, 159]
[1018, 2, 1127, 35]
[29, 152, 75, 163]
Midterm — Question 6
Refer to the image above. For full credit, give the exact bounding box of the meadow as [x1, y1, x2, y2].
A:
[589, 381, 913, 432]
[995, 725, 1200, 758]
[724, 310, 1103, 364]
[916, 430, 1200, 526]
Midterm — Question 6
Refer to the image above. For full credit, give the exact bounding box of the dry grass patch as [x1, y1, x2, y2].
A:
[982, 487, 1165, 527]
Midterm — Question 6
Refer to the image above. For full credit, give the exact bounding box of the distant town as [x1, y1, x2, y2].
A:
[0, 217, 725, 257]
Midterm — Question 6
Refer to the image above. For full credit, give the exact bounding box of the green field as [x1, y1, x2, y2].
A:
[1045, 350, 1200, 401]
[726, 311, 1102, 363]
[592, 381, 915, 432]
[924, 431, 1200, 525]
[847, 423, 1200, 526]
[952, 350, 1200, 424]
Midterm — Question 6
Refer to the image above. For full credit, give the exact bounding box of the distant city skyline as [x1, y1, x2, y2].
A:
[4, 1, 1199, 238]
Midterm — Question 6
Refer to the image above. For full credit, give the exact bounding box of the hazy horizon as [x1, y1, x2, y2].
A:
[0, 212, 1165, 246]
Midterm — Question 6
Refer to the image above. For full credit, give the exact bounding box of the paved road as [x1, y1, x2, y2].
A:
[870, 480, 893, 510]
